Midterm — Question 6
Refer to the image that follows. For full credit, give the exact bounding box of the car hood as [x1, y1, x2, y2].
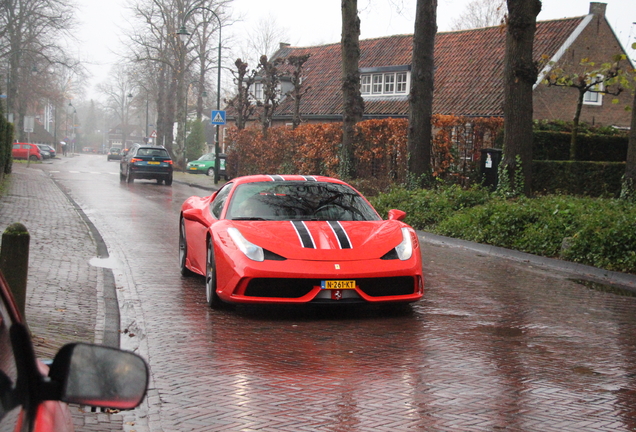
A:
[226, 220, 406, 261]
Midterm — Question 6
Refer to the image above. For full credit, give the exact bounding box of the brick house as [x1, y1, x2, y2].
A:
[226, 2, 632, 133]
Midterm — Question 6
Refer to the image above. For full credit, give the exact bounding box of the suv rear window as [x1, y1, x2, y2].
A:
[136, 148, 170, 158]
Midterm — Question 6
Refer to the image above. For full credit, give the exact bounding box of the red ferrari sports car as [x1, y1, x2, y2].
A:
[179, 175, 424, 308]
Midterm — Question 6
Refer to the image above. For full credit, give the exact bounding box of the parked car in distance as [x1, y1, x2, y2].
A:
[186, 153, 228, 179]
[120, 144, 173, 185]
[186, 153, 215, 176]
[179, 174, 424, 309]
[0, 270, 149, 432]
[37, 144, 57, 158]
[12, 142, 42, 161]
[107, 147, 122, 161]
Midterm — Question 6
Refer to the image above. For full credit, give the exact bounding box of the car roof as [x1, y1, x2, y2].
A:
[229, 174, 350, 187]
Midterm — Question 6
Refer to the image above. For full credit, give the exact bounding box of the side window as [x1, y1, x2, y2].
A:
[0, 301, 21, 430]
[210, 183, 233, 219]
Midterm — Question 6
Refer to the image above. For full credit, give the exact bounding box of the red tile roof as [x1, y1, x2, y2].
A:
[234, 16, 586, 120]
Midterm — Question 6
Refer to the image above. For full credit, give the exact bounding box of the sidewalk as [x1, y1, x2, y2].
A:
[0, 163, 127, 431]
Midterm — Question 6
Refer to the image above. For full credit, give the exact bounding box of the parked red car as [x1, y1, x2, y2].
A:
[0, 271, 149, 431]
[12, 142, 43, 161]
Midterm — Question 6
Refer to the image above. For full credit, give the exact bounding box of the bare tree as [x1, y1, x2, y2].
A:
[0, 0, 80, 141]
[97, 65, 136, 148]
[542, 56, 626, 160]
[244, 15, 290, 67]
[285, 54, 311, 129]
[226, 58, 256, 130]
[500, 0, 542, 197]
[450, 0, 507, 30]
[340, 0, 365, 179]
[407, 0, 437, 187]
[257, 55, 281, 136]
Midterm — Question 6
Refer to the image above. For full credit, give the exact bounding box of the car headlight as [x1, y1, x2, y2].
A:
[228, 227, 264, 262]
[395, 227, 413, 261]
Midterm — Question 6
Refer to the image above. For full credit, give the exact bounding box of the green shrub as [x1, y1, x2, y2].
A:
[373, 184, 636, 274]
[370, 185, 490, 230]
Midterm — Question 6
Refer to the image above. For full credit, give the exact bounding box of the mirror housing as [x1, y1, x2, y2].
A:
[388, 209, 407, 221]
[48, 343, 148, 410]
[182, 208, 208, 225]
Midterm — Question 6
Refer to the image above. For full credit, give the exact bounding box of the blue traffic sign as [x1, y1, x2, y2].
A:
[211, 110, 226, 125]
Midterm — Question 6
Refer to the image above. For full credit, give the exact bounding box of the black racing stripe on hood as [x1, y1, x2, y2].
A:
[291, 220, 316, 248]
[328, 221, 352, 249]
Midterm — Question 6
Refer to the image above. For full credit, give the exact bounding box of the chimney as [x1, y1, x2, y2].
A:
[589, 2, 606, 17]
[280, 42, 291, 50]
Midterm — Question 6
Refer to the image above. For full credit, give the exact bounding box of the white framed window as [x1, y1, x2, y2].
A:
[372, 74, 383, 94]
[360, 71, 410, 96]
[396, 72, 408, 93]
[360, 75, 371, 94]
[254, 83, 263, 101]
[384, 73, 395, 93]
[583, 75, 603, 106]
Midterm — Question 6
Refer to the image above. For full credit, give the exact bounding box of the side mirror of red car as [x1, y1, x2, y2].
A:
[387, 209, 407, 221]
[47, 343, 149, 410]
[182, 208, 208, 225]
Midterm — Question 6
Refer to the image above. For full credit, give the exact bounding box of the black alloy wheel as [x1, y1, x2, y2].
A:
[179, 218, 194, 277]
[206, 239, 222, 309]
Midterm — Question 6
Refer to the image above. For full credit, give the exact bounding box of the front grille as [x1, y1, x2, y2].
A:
[356, 276, 415, 297]
[243, 276, 416, 298]
[244, 279, 319, 298]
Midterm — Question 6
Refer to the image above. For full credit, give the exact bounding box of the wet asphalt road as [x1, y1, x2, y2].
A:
[38, 155, 636, 431]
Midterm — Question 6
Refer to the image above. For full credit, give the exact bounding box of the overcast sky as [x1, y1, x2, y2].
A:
[76, 0, 636, 100]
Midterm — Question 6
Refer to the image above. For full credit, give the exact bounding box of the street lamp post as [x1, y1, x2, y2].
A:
[178, 6, 222, 184]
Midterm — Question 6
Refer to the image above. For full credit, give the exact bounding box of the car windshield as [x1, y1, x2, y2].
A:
[198, 153, 214, 161]
[225, 181, 381, 221]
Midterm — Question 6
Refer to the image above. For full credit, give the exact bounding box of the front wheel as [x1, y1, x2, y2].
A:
[179, 218, 194, 277]
[206, 239, 222, 309]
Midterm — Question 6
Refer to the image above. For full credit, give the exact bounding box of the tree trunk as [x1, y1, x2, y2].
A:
[340, 0, 364, 179]
[569, 89, 585, 160]
[407, 0, 437, 187]
[501, 0, 541, 197]
[622, 89, 636, 200]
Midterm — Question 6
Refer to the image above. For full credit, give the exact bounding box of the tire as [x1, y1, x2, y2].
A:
[29, 155, 38, 161]
[179, 218, 195, 277]
[126, 169, 134, 183]
[206, 167, 214, 177]
[164, 175, 173, 186]
[206, 239, 222, 309]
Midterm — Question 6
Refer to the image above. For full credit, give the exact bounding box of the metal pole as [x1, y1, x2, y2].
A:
[214, 21, 222, 184]
[183, 84, 188, 171]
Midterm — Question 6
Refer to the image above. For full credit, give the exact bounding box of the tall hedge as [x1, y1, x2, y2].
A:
[533, 161, 625, 197]
[533, 131, 628, 161]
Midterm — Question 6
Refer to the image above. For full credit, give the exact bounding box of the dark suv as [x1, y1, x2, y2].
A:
[120, 144, 173, 185]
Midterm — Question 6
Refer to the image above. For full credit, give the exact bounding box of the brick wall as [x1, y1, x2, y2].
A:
[533, 7, 632, 128]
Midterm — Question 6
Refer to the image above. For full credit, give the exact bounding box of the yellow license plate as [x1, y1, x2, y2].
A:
[321, 280, 356, 290]
[148, 161, 160, 165]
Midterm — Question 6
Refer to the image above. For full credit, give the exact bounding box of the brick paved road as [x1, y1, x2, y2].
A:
[4, 155, 636, 431]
